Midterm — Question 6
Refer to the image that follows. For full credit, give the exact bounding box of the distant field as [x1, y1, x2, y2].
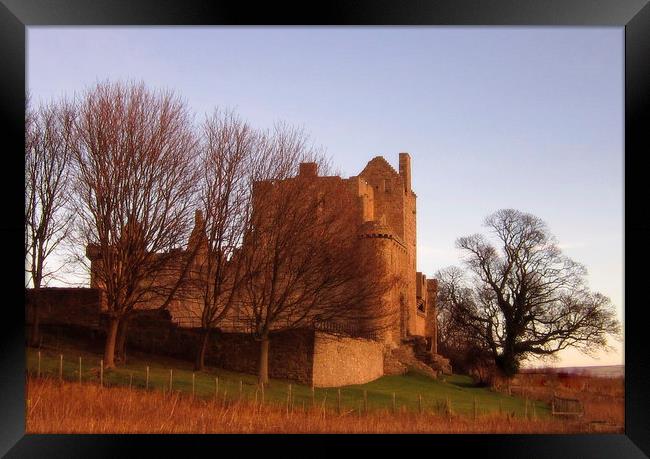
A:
[523, 365, 624, 378]
[26, 343, 547, 418]
[557, 365, 624, 378]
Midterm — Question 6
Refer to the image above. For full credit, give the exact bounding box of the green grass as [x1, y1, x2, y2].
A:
[26, 341, 549, 418]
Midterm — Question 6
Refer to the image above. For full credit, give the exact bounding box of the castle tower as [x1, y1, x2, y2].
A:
[356, 154, 420, 345]
[400, 153, 418, 337]
[358, 219, 407, 346]
[399, 152, 411, 192]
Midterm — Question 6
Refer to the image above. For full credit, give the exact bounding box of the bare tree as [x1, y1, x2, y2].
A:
[71, 81, 199, 369]
[436, 266, 495, 382]
[237, 125, 394, 384]
[25, 97, 76, 346]
[437, 209, 621, 377]
[181, 110, 257, 371]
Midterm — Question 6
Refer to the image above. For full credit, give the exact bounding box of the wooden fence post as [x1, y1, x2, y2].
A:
[100, 359, 103, 387]
[321, 390, 328, 418]
[418, 394, 423, 414]
[59, 354, 63, 382]
[473, 397, 477, 420]
[192, 373, 195, 399]
[146, 366, 149, 390]
[239, 380, 243, 400]
[37, 351, 41, 378]
[169, 369, 173, 394]
[311, 385, 315, 408]
[129, 372, 133, 389]
[524, 397, 528, 419]
[392, 392, 396, 414]
[79, 357, 82, 384]
[286, 384, 291, 414]
[337, 388, 341, 415]
[533, 401, 537, 420]
[363, 390, 368, 414]
[499, 399, 503, 415]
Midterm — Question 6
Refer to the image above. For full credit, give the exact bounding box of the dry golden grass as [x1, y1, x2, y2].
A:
[26, 377, 618, 434]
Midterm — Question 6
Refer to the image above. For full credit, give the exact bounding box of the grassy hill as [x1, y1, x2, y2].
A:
[26, 341, 549, 418]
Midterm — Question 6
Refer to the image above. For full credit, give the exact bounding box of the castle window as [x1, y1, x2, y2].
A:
[417, 299, 426, 314]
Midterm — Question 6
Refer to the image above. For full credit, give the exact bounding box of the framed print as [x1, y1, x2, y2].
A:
[2, 0, 649, 457]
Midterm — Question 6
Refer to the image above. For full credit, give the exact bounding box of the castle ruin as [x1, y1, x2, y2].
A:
[78, 153, 450, 386]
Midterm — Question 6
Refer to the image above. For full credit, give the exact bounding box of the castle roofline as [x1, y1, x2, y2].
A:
[254, 174, 344, 186]
[360, 156, 401, 178]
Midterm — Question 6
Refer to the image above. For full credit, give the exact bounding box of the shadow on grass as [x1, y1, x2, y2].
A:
[448, 378, 478, 389]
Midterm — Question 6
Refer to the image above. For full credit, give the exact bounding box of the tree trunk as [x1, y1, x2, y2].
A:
[30, 266, 43, 347]
[195, 328, 210, 371]
[258, 332, 270, 385]
[115, 317, 129, 363]
[104, 317, 120, 369]
[495, 343, 519, 377]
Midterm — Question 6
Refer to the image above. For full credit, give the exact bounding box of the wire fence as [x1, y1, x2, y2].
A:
[27, 350, 548, 420]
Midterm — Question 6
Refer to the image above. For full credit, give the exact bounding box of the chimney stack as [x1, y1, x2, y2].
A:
[399, 152, 411, 192]
[299, 162, 318, 177]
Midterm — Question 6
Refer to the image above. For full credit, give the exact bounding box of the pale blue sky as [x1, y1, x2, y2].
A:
[27, 27, 624, 367]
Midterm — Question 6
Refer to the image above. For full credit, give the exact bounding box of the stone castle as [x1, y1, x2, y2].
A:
[39, 153, 450, 387]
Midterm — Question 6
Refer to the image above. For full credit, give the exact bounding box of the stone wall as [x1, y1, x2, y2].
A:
[413, 312, 426, 336]
[425, 279, 438, 354]
[25, 288, 102, 329]
[386, 343, 438, 379]
[123, 311, 316, 384]
[209, 329, 315, 385]
[312, 332, 384, 387]
[35, 316, 317, 385]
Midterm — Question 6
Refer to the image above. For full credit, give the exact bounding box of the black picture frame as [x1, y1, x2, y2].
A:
[1, 1, 648, 457]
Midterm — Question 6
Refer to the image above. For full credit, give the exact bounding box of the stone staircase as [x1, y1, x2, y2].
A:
[384, 336, 452, 378]
[409, 336, 452, 376]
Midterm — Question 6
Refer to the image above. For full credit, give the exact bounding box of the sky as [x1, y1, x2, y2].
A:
[27, 27, 624, 368]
